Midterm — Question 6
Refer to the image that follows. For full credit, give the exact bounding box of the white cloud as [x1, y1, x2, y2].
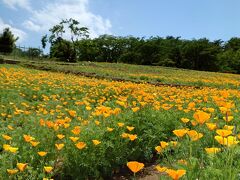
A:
[1, 0, 31, 10]
[23, 20, 41, 32]
[23, 0, 112, 38]
[0, 18, 26, 42]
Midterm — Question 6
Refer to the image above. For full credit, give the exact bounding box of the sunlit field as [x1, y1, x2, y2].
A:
[19, 60, 240, 89]
[1, 64, 240, 179]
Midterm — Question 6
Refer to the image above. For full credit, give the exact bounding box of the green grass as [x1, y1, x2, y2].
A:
[2, 55, 240, 89]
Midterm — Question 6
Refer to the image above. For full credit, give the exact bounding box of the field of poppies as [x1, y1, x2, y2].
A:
[1, 64, 240, 179]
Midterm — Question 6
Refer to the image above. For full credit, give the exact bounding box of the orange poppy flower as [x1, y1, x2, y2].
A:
[23, 135, 34, 142]
[38, 151, 47, 157]
[71, 126, 81, 135]
[68, 110, 76, 117]
[206, 123, 217, 131]
[30, 141, 40, 147]
[17, 163, 28, 172]
[193, 111, 210, 124]
[173, 129, 188, 138]
[128, 134, 137, 141]
[127, 161, 144, 174]
[75, 142, 86, 149]
[166, 169, 186, 180]
[132, 107, 140, 112]
[187, 130, 203, 141]
[160, 141, 169, 148]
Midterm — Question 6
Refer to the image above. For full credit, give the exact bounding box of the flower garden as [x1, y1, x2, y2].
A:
[1, 65, 240, 179]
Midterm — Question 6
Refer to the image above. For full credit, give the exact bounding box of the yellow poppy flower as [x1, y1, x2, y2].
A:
[215, 136, 239, 147]
[57, 134, 65, 139]
[8, 147, 18, 153]
[121, 133, 129, 138]
[126, 126, 135, 131]
[92, 140, 101, 145]
[44, 166, 53, 173]
[216, 129, 232, 137]
[223, 125, 234, 131]
[155, 146, 163, 153]
[118, 122, 125, 127]
[205, 147, 221, 154]
[180, 118, 189, 123]
[3, 144, 11, 151]
[55, 143, 64, 150]
[156, 165, 167, 172]
[223, 116, 234, 122]
[7, 169, 18, 175]
[69, 137, 79, 142]
[2, 134, 12, 140]
[107, 127, 114, 132]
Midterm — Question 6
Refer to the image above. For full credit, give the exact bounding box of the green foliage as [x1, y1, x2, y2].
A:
[0, 28, 18, 54]
[62, 107, 181, 179]
[50, 39, 76, 62]
[43, 18, 89, 62]
[42, 19, 240, 73]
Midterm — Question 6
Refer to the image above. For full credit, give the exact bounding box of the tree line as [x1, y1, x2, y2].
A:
[41, 19, 240, 73]
[1, 19, 240, 73]
[49, 34, 240, 73]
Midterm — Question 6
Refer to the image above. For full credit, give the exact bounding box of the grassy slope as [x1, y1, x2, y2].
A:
[2, 55, 240, 89]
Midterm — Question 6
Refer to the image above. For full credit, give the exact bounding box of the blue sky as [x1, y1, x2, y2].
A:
[0, 0, 240, 49]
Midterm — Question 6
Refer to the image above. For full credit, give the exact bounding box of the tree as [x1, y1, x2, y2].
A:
[50, 39, 75, 62]
[0, 28, 18, 54]
[181, 38, 221, 71]
[42, 18, 89, 62]
[225, 37, 240, 51]
[41, 35, 48, 49]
